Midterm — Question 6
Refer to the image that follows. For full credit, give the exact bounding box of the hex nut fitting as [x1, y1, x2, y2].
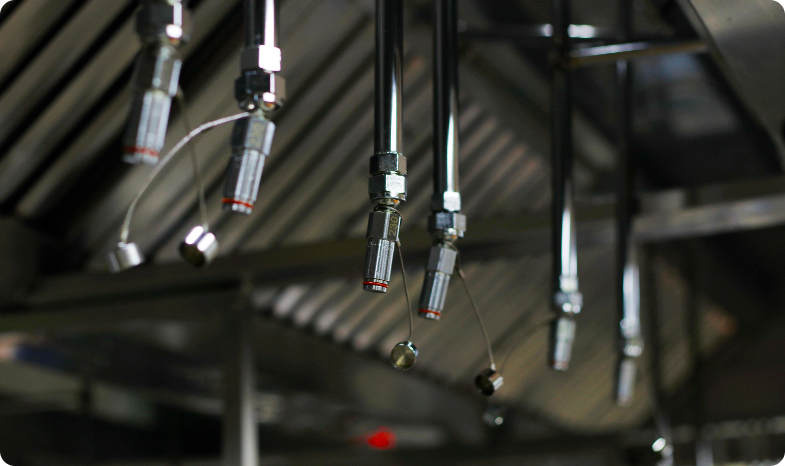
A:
[429, 211, 466, 238]
[369, 174, 407, 202]
[240, 45, 282, 73]
[235, 70, 286, 111]
[136, 2, 192, 44]
[431, 191, 462, 212]
[370, 152, 407, 175]
[553, 289, 583, 314]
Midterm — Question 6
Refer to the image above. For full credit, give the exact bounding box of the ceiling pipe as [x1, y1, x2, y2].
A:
[417, 0, 465, 321]
[548, 0, 582, 372]
[363, 0, 407, 294]
[222, 0, 285, 215]
[614, 0, 643, 407]
[122, 0, 191, 165]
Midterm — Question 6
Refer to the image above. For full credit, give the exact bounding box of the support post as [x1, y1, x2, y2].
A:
[223, 286, 258, 466]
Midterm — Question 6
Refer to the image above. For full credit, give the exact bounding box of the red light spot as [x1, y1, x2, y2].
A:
[367, 428, 396, 450]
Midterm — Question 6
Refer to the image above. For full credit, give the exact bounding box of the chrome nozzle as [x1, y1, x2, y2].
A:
[363, 206, 401, 293]
[108, 242, 145, 273]
[179, 226, 219, 267]
[417, 242, 457, 320]
[548, 315, 577, 371]
[615, 356, 638, 406]
[123, 42, 182, 165]
[222, 113, 275, 215]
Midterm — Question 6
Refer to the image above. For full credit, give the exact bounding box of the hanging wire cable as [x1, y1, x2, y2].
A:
[396, 239, 414, 342]
[176, 88, 209, 230]
[119, 112, 250, 245]
[455, 252, 496, 371]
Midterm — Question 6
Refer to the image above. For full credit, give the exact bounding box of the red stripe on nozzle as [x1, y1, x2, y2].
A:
[418, 309, 442, 317]
[363, 281, 388, 288]
[123, 146, 160, 158]
[222, 198, 254, 209]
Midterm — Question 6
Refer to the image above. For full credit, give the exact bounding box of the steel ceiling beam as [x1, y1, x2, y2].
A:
[10, 175, 785, 310]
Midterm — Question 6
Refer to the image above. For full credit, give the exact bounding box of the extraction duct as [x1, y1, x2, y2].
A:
[363, 0, 407, 294]
[548, 0, 583, 371]
[122, 0, 191, 165]
[223, 0, 285, 215]
[417, 0, 466, 320]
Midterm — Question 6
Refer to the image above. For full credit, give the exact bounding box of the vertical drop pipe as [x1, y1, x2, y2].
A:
[363, 0, 407, 294]
[549, 0, 582, 371]
[646, 247, 675, 466]
[614, 0, 644, 406]
[223, 0, 284, 215]
[418, 0, 465, 320]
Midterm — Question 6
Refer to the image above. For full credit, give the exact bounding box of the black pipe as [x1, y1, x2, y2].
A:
[551, 0, 574, 295]
[548, 0, 581, 371]
[374, 0, 404, 155]
[614, 0, 642, 407]
[244, 0, 279, 48]
[433, 0, 460, 199]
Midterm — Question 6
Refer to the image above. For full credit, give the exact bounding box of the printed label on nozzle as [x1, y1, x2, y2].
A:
[388, 215, 400, 238]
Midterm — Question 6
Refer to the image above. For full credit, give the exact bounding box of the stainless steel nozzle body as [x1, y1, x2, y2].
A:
[123, 42, 182, 165]
[363, 206, 401, 293]
[222, 113, 275, 215]
[123, 0, 190, 165]
[417, 242, 458, 320]
[549, 278, 582, 371]
[108, 242, 145, 273]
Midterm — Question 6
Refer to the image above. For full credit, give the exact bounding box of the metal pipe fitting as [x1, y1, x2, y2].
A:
[475, 369, 504, 396]
[236, 0, 285, 112]
[363, 206, 402, 293]
[548, 0, 582, 371]
[123, 0, 190, 165]
[364, 0, 406, 293]
[108, 242, 145, 273]
[180, 225, 219, 267]
[222, 111, 275, 215]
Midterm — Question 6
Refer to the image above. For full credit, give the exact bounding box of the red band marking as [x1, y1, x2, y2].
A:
[363, 281, 388, 289]
[123, 146, 160, 158]
[222, 198, 254, 209]
[418, 309, 442, 317]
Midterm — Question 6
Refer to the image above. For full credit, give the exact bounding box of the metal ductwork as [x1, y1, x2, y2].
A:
[222, 0, 285, 215]
[417, 0, 466, 320]
[548, 0, 582, 372]
[614, 0, 643, 407]
[363, 0, 407, 294]
[122, 0, 191, 165]
[675, 0, 785, 168]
